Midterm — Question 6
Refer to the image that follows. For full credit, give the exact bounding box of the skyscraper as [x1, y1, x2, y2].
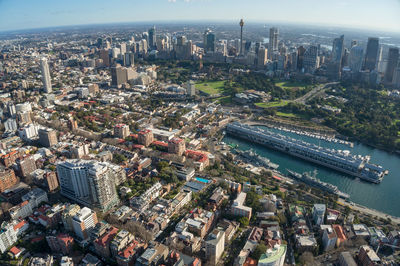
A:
[303, 46, 319, 74]
[349, 45, 364, 72]
[204, 31, 216, 53]
[148, 26, 156, 50]
[57, 160, 123, 211]
[363, 37, 379, 71]
[332, 35, 344, 64]
[269, 27, 279, 58]
[40, 57, 52, 93]
[384, 47, 399, 84]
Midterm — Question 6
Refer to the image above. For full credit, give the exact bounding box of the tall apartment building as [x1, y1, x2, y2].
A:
[358, 245, 381, 265]
[38, 128, 58, 147]
[44, 171, 59, 192]
[138, 130, 154, 147]
[72, 207, 98, 240]
[168, 138, 186, 156]
[0, 222, 18, 253]
[312, 204, 326, 225]
[187, 80, 196, 96]
[40, 57, 52, 93]
[17, 155, 37, 178]
[205, 229, 225, 266]
[62, 204, 81, 232]
[57, 160, 121, 211]
[0, 168, 18, 193]
[114, 124, 130, 139]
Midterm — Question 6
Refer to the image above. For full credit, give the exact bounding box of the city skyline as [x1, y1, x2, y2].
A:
[0, 0, 400, 33]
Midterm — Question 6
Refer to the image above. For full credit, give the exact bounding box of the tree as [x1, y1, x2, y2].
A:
[238, 217, 249, 228]
[299, 252, 317, 266]
[251, 243, 267, 260]
[112, 153, 127, 164]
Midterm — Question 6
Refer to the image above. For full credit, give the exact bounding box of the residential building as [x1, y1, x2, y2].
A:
[205, 228, 225, 266]
[339, 251, 357, 266]
[312, 204, 326, 225]
[0, 168, 18, 193]
[258, 244, 287, 266]
[322, 227, 337, 251]
[62, 204, 81, 232]
[17, 155, 37, 178]
[38, 128, 57, 147]
[21, 188, 48, 209]
[9, 200, 32, 220]
[136, 243, 169, 266]
[0, 222, 18, 253]
[57, 160, 121, 211]
[138, 130, 154, 147]
[231, 192, 252, 219]
[72, 207, 98, 240]
[114, 124, 130, 139]
[110, 230, 134, 257]
[168, 138, 186, 156]
[116, 241, 142, 266]
[94, 226, 119, 258]
[46, 234, 74, 255]
[187, 80, 196, 96]
[44, 171, 59, 192]
[60, 256, 74, 266]
[358, 245, 380, 266]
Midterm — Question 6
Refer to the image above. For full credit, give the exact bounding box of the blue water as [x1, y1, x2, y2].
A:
[196, 177, 211, 184]
[224, 126, 400, 217]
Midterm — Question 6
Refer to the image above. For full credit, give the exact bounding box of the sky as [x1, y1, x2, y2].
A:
[0, 0, 400, 33]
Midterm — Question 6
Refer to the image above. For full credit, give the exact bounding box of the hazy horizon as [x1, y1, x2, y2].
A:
[0, 0, 399, 34]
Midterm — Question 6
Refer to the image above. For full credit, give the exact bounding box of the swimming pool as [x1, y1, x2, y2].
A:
[195, 177, 211, 184]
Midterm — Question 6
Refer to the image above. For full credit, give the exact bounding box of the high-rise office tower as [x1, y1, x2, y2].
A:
[239, 19, 244, 56]
[393, 63, 400, 88]
[303, 46, 319, 74]
[349, 45, 364, 72]
[148, 26, 156, 50]
[57, 160, 123, 211]
[269, 27, 279, 58]
[332, 35, 344, 64]
[384, 47, 399, 84]
[257, 47, 268, 69]
[204, 31, 216, 53]
[363, 37, 379, 71]
[297, 46, 306, 70]
[40, 57, 52, 93]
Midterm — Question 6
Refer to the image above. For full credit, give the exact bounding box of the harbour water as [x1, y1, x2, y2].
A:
[224, 126, 400, 217]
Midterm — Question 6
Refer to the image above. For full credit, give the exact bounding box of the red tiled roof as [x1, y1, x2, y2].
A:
[9, 246, 21, 255]
[152, 141, 168, 147]
[95, 227, 118, 247]
[13, 220, 28, 231]
[119, 241, 139, 258]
